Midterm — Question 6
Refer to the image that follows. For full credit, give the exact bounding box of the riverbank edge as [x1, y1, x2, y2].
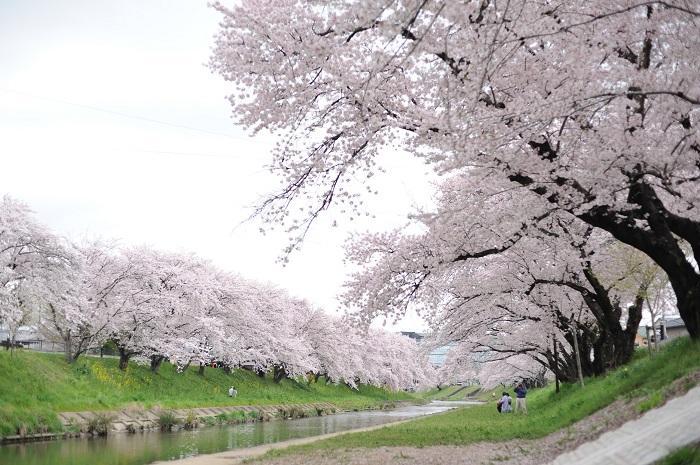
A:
[0, 400, 419, 445]
[152, 415, 430, 465]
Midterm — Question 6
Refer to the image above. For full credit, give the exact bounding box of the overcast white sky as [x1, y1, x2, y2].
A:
[0, 0, 435, 331]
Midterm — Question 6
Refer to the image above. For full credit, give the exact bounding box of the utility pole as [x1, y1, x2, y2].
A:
[572, 308, 585, 388]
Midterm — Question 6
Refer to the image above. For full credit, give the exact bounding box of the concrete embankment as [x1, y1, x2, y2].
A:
[2, 400, 417, 444]
[56, 402, 339, 432]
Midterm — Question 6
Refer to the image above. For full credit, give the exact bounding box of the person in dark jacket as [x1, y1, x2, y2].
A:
[514, 383, 527, 414]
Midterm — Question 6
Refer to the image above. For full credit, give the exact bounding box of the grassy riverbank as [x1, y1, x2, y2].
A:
[0, 350, 417, 440]
[260, 336, 700, 459]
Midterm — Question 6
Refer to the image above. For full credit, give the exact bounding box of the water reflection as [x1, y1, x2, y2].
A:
[0, 401, 479, 465]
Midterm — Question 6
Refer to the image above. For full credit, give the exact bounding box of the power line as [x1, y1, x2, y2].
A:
[104, 147, 268, 161]
[0, 87, 274, 144]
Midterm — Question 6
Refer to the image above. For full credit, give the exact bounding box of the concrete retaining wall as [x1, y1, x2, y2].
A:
[56, 402, 340, 432]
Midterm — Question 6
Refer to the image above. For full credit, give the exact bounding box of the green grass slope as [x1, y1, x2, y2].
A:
[0, 351, 416, 439]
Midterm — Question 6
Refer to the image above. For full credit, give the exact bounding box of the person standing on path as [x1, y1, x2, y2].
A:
[514, 383, 527, 414]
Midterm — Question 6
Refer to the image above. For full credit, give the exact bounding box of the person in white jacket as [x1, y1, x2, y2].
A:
[500, 392, 511, 413]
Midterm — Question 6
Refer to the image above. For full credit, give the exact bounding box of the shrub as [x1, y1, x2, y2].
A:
[156, 410, 180, 430]
[230, 410, 247, 423]
[289, 406, 307, 418]
[182, 411, 198, 429]
[87, 412, 116, 436]
[637, 391, 664, 414]
[64, 417, 82, 435]
[276, 406, 309, 419]
[214, 410, 248, 424]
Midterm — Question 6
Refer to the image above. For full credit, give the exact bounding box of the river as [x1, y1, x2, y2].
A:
[0, 401, 478, 465]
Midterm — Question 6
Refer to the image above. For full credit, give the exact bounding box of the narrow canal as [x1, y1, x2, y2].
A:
[1, 401, 477, 465]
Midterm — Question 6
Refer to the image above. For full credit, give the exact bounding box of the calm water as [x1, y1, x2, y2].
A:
[0, 401, 477, 465]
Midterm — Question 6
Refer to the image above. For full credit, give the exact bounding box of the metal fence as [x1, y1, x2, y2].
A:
[1, 327, 68, 354]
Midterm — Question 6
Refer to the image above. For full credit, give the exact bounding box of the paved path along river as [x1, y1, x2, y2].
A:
[548, 383, 700, 465]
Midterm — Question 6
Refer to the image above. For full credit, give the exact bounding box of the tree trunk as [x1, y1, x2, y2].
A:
[677, 281, 700, 340]
[198, 362, 206, 376]
[177, 360, 191, 373]
[618, 293, 645, 366]
[544, 339, 578, 383]
[273, 365, 286, 383]
[555, 310, 595, 380]
[516, 164, 700, 341]
[69, 349, 82, 364]
[572, 318, 585, 388]
[578, 179, 700, 341]
[150, 355, 165, 374]
[63, 329, 74, 364]
[553, 336, 560, 394]
[581, 267, 644, 372]
[118, 347, 131, 371]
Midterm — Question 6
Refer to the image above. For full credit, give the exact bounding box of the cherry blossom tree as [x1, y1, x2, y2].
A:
[33, 238, 137, 364]
[2, 274, 47, 354]
[210, 0, 700, 339]
[520, 227, 647, 374]
[340, 173, 651, 379]
[209, 273, 279, 374]
[249, 283, 318, 382]
[1, 194, 438, 387]
[31, 243, 91, 363]
[332, 324, 377, 389]
[372, 328, 437, 391]
[0, 196, 68, 351]
[110, 246, 225, 372]
[475, 353, 548, 390]
[293, 302, 350, 384]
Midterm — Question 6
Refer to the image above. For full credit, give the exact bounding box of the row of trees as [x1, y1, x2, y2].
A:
[0, 196, 436, 392]
[208, 0, 696, 387]
[343, 186, 675, 387]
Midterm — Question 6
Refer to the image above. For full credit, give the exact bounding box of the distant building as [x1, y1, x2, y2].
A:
[400, 331, 424, 343]
[663, 317, 689, 339]
[400, 331, 454, 368]
[635, 317, 688, 347]
[428, 344, 455, 368]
